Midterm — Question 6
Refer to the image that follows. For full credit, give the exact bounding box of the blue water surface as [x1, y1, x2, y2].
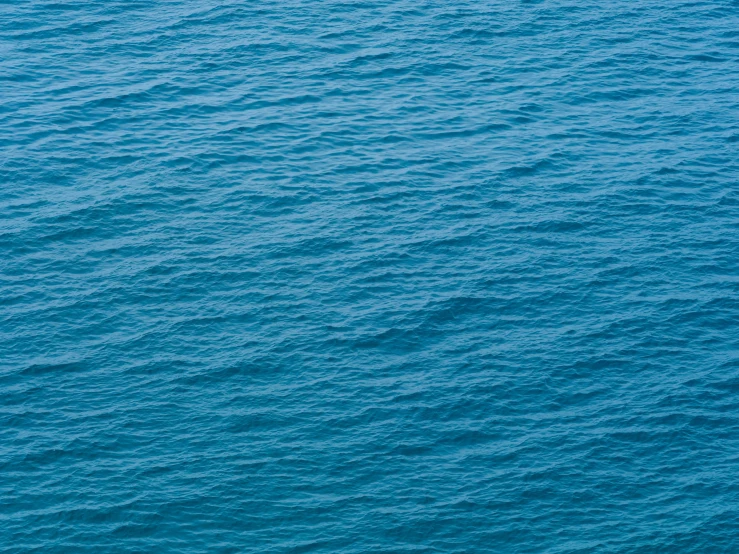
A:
[2, 1, 739, 552]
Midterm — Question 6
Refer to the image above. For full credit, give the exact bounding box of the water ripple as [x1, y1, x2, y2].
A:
[2, 0, 739, 552]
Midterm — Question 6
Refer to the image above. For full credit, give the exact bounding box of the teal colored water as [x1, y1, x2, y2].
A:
[2, 1, 739, 552]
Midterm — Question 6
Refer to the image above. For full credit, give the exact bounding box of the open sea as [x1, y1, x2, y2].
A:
[2, 1, 739, 552]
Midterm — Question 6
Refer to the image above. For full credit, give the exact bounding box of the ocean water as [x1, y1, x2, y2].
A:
[2, 0, 739, 551]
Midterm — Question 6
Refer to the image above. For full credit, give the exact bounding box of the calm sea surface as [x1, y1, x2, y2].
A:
[3, 1, 739, 552]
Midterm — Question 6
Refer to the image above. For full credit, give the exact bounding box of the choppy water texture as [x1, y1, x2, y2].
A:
[3, 1, 739, 552]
